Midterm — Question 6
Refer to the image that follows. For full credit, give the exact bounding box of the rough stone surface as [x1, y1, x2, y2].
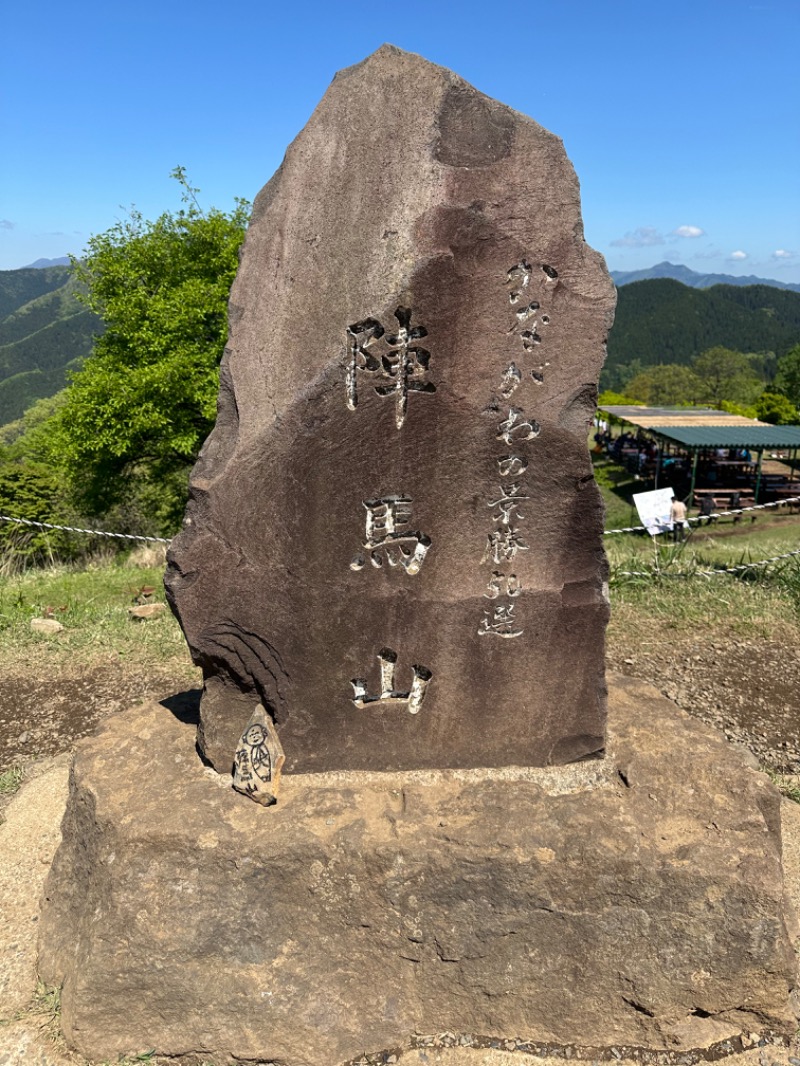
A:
[0, 757, 70, 1017]
[29, 618, 64, 635]
[164, 44, 616, 775]
[127, 603, 166, 620]
[38, 673, 797, 1066]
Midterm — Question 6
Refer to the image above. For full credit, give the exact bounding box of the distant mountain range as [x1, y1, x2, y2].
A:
[22, 256, 72, 269]
[0, 265, 100, 426]
[611, 261, 800, 295]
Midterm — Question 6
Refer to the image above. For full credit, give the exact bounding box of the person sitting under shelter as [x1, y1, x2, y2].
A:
[698, 495, 717, 525]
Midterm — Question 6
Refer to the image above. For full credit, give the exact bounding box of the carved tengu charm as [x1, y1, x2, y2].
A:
[232, 704, 286, 806]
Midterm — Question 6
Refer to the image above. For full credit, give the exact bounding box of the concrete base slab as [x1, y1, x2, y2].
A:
[38, 673, 797, 1066]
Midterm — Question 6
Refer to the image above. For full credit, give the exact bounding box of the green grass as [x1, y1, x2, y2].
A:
[0, 553, 195, 676]
[768, 771, 800, 804]
[0, 981, 62, 1041]
[605, 514, 800, 578]
[0, 765, 23, 795]
[606, 522, 800, 642]
[591, 451, 643, 531]
[590, 451, 800, 640]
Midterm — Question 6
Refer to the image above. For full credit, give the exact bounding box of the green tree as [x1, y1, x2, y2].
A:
[52, 169, 249, 533]
[774, 343, 800, 407]
[0, 462, 78, 566]
[718, 399, 758, 419]
[755, 391, 799, 425]
[691, 346, 762, 408]
[600, 358, 643, 393]
[597, 390, 643, 407]
[625, 364, 702, 406]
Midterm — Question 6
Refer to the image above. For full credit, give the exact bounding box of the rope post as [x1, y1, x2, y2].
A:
[688, 449, 699, 508]
[654, 434, 663, 489]
[754, 449, 764, 502]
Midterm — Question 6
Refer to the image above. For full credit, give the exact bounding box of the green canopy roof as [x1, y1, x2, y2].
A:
[647, 425, 800, 449]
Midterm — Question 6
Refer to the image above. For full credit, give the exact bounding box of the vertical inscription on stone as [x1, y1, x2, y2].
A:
[345, 309, 436, 711]
[477, 261, 557, 638]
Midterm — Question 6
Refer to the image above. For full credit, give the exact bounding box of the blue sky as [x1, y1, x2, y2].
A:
[2, 0, 798, 281]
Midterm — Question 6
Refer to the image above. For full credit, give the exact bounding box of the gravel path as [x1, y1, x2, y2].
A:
[607, 635, 800, 772]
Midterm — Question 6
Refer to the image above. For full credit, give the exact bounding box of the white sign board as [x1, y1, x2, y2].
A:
[633, 487, 675, 537]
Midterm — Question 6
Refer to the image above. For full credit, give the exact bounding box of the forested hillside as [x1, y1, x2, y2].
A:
[3, 261, 800, 428]
[0, 266, 72, 320]
[0, 266, 100, 424]
[604, 280, 800, 391]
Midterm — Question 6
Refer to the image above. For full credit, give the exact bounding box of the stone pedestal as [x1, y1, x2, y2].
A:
[39, 674, 797, 1066]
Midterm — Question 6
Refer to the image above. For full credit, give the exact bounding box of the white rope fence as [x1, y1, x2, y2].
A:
[0, 514, 171, 545]
[1, 503, 800, 582]
[1, 495, 798, 546]
[614, 545, 800, 580]
[603, 494, 800, 535]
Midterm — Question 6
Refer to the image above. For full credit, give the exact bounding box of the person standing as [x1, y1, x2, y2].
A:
[670, 496, 688, 541]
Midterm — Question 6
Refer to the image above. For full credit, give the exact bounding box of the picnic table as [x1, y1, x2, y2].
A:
[772, 485, 800, 508]
[712, 460, 756, 471]
[693, 488, 756, 515]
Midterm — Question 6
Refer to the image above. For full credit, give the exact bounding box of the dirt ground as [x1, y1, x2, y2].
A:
[0, 664, 201, 770]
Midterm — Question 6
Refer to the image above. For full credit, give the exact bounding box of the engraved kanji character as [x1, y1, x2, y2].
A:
[487, 483, 529, 526]
[478, 601, 523, 639]
[351, 648, 433, 715]
[350, 496, 431, 575]
[483, 527, 529, 564]
[345, 308, 435, 428]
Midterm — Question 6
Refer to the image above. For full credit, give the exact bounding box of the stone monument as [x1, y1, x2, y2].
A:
[164, 43, 614, 778]
[38, 46, 797, 1066]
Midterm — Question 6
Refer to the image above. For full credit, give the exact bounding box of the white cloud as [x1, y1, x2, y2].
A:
[610, 226, 665, 248]
[673, 225, 705, 238]
[728, 250, 748, 261]
[773, 249, 795, 259]
[0, 219, 14, 230]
